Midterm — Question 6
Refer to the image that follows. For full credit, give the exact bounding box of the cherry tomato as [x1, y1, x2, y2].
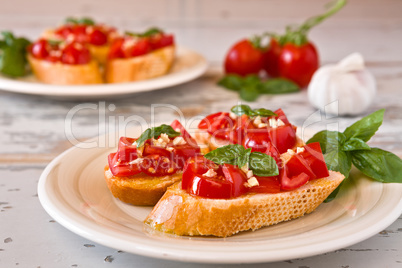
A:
[279, 165, 309, 191]
[268, 125, 297, 154]
[61, 42, 91, 64]
[248, 176, 281, 193]
[30, 39, 49, 59]
[224, 39, 264, 76]
[299, 142, 329, 178]
[108, 152, 142, 177]
[262, 39, 281, 77]
[278, 42, 319, 88]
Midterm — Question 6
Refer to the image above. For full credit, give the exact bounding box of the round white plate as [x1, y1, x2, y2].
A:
[0, 47, 207, 98]
[38, 126, 402, 264]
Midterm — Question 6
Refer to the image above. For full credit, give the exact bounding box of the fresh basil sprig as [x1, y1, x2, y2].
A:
[0, 31, 31, 77]
[307, 109, 402, 201]
[218, 74, 299, 101]
[231, 104, 277, 117]
[205, 144, 279, 177]
[65, 17, 95, 25]
[125, 27, 163, 38]
[136, 124, 181, 147]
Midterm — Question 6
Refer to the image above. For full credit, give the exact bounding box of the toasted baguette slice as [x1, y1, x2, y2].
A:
[104, 166, 182, 206]
[145, 171, 344, 237]
[105, 45, 175, 83]
[28, 55, 103, 85]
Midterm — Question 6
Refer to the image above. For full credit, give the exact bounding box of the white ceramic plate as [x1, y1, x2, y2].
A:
[38, 126, 402, 264]
[0, 47, 207, 98]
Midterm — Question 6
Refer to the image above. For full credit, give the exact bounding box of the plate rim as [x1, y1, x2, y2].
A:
[0, 46, 208, 97]
[37, 133, 402, 264]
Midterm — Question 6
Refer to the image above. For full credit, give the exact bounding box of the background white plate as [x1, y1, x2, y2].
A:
[0, 47, 207, 99]
[38, 127, 402, 264]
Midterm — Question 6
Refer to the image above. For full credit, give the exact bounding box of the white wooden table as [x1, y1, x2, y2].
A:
[1, 0, 401, 267]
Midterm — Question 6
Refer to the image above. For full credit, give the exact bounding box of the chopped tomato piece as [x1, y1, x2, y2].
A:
[222, 164, 248, 197]
[279, 165, 309, 191]
[150, 34, 174, 50]
[141, 155, 178, 176]
[286, 154, 316, 180]
[60, 42, 91, 64]
[117, 137, 138, 163]
[108, 152, 142, 177]
[248, 176, 281, 193]
[300, 142, 329, 178]
[268, 125, 297, 154]
[186, 175, 233, 199]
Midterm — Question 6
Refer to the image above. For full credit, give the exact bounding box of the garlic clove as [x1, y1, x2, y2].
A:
[336, 52, 365, 72]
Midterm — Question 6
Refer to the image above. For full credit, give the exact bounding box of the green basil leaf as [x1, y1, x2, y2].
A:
[217, 75, 243, 91]
[141, 27, 163, 37]
[250, 108, 277, 117]
[204, 144, 247, 166]
[1, 31, 15, 46]
[136, 124, 181, 147]
[249, 152, 279, 176]
[65, 17, 78, 24]
[324, 149, 352, 179]
[78, 17, 95, 25]
[343, 109, 385, 142]
[240, 85, 259, 101]
[238, 148, 252, 169]
[351, 148, 402, 183]
[341, 137, 371, 151]
[231, 104, 253, 116]
[258, 78, 299, 94]
[307, 130, 346, 154]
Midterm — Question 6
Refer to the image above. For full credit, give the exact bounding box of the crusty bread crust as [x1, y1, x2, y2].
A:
[145, 171, 344, 237]
[104, 166, 182, 206]
[28, 54, 103, 85]
[105, 45, 175, 83]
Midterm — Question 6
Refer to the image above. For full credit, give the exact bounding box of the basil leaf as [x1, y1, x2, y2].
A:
[141, 27, 163, 37]
[0, 32, 31, 77]
[351, 148, 402, 183]
[307, 130, 346, 154]
[136, 124, 180, 147]
[217, 75, 243, 91]
[324, 182, 343, 203]
[231, 105, 253, 116]
[239, 148, 252, 169]
[240, 85, 259, 101]
[78, 17, 95, 25]
[249, 152, 279, 176]
[341, 137, 371, 151]
[65, 17, 78, 24]
[258, 78, 299, 94]
[343, 109, 385, 142]
[324, 149, 352, 178]
[204, 144, 247, 166]
[230, 104, 276, 117]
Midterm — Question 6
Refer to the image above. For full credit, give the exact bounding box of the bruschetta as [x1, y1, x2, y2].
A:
[105, 29, 175, 83]
[104, 120, 200, 206]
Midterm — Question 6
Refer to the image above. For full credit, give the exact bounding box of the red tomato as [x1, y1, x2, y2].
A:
[273, 108, 290, 125]
[143, 143, 173, 158]
[108, 37, 125, 59]
[88, 28, 108, 46]
[30, 39, 49, 59]
[125, 38, 151, 57]
[262, 39, 281, 77]
[221, 164, 248, 197]
[140, 155, 178, 176]
[172, 144, 200, 169]
[55, 25, 74, 38]
[248, 176, 281, 193]
[108, 152, 142, 177]
[279, 165, 309, 191]
[198, 112, 234, 139]
[229, 114, 254, 144]
[286, 154, 316, 180]
[277, 42, 319, 88]
[268, 125, 297, 154]
[117, 137, 138, 163]
[224, 39, 264, 76]
[300, 142, 329, 178]
[150, 34, 174, 50]
[170, 119, 198, 146]
[60, 42, 91, 64]
[186, 174, 233, 199]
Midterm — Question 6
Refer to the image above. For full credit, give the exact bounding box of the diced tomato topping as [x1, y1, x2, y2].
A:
[30, 39, 50, 59]
[141, 155, 178, 176]
[268, 125, 297, 154]
[117, 137, 138, 162]
[108, 152, 142, 177]
[221, 164, 248, 197]
[286, 154, 316, 180]
[54, 24, 111, 46]
[279, 165, 310, 191]
[108, 37, 125, 59]
[150, 34, 174, 50]
[198, 112, 234, 140]
[88, 28, 108, 46]
[300, 142, 330, 178]
[60, 42, 91, 64]
[248, 176, 281, 193]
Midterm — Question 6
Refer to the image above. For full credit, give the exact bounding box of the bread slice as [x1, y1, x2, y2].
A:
[144, 171, 344, 237]
[104, 166, 182, 206]
[28, 54, 103, 85]
[105, 45, 175, 83]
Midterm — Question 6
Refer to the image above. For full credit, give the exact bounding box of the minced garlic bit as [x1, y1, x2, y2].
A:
[122, 38, 137, 50]
[241, 163, 249, 173]
[132, 141, 137, 147]
[153, 137, 168, 148]
[277, 119, 285, 126]
[246, 170, 254, 179]
[173, 136, 186, 146]
[229, 112, 238, 120]
[136, 145, 144, 157]
[244, 177, 259, 188]
[296, 147, 305, 154]
[166, 146, 174, 152]
[253, 116, 262, 126]
[203, 169, 217, 177]
[287, 149, 295, 155]
[167, 167, 175, 173]
[160, 133, 170, 143]
[258, 123, 268, 128]
[129, 158, 143, 165]
[269, 118, 278, 128]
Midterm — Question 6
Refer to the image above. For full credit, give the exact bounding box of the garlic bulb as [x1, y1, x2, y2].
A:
[308, 53, 376, 115]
